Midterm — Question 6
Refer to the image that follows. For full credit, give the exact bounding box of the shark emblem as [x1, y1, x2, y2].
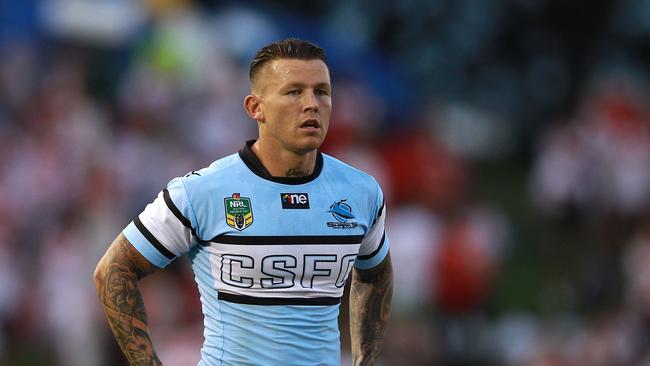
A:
[328, 199, 355, 223]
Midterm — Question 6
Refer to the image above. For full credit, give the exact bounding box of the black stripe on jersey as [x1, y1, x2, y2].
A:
[134, 217, 176, 260]
[211, 235, 364, 245]
[371, 201, 385, 228]
[218, 292, 341, 306]
[163, 188, 206, 245]
[357, 231, 386, 260]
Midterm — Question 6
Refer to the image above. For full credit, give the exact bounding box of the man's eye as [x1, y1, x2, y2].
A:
[287, 90, 300, 95]
[315, 89, 329, 96]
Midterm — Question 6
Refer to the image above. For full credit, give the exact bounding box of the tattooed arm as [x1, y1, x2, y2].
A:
[93, 233, 163, 366]
[349, 252, 393, 366]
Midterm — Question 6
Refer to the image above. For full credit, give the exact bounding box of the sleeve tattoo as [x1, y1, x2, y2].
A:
[94, 233, 163, 366]
[349, 252, 393, 365]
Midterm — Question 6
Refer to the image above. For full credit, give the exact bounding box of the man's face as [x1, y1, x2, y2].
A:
[252, 58, 332, 155]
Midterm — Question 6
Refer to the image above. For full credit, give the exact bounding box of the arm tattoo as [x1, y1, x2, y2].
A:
[349, 253, 393, 366]
[94, 233, 163, 365]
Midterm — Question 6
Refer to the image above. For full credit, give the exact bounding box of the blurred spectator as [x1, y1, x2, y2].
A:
[531, 72, 650, 220]
[381, 129, 468, 214]
[39, 216, 104, 366]
[435, 205, 509, 315]
[380, 205, 442, 365]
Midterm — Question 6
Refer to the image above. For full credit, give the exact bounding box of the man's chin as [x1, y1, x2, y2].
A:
[294, 136, 325, 154]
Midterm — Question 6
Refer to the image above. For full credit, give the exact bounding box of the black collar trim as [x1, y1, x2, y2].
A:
[238, 140, 323, 185]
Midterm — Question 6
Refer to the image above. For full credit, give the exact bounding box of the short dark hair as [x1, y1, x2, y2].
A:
[249, 38, 327, 82]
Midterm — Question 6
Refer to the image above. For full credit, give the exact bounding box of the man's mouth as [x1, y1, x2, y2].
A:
[300, 119, 320, 129]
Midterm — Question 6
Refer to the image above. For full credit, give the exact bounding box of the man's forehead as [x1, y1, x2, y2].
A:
[256, 58, 330, 86]
[267, 58, 327, 71]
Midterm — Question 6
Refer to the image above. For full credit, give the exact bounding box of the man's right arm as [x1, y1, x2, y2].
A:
[93, 232, 162, 366]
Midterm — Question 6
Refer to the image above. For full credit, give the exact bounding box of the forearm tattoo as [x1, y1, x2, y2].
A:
[349, 253, 393, 366]
[94, 233, 162, 365]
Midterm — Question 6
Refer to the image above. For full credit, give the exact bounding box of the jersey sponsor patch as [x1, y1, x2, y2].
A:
[281, 193, 310, 209]
[327, 199, 358, 229]
[225, 193, 253, 231]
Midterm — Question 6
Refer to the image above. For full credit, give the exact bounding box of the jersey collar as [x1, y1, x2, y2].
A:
[238, 140, 323, 185]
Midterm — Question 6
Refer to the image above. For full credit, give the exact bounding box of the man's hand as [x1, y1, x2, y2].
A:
[94, 233, 163, 365]
[349, 252, 393, 365]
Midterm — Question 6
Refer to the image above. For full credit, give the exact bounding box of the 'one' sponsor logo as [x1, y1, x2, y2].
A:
[281, 193, 310, 209]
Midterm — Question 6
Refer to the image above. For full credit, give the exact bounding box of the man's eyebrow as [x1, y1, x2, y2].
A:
[283, 82, 331, 89]
[314, 82, 331, 89]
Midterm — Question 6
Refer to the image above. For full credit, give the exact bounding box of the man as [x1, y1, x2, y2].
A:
[94, 38, 393, 366]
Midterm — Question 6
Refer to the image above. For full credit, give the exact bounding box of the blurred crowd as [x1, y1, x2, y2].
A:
[1, 0, 650, 365]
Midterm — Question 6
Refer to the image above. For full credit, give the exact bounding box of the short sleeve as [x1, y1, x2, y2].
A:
[355, 183, 390, 270]
[123, 177, 200, 268]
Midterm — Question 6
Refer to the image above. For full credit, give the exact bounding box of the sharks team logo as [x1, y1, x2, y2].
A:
[224, 193, 253, 231]
[327, 199, 358, 229]
[328, 199, 355, 222]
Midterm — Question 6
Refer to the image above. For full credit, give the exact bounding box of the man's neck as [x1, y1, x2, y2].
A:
[251, 140, 317, 178]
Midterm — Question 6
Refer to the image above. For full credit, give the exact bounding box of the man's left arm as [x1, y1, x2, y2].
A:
[349, 252, 393, 366]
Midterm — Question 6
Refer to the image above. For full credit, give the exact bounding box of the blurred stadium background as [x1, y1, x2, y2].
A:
[2, 0, 650, 365]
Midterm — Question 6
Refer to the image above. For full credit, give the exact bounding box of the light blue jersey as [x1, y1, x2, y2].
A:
[123, 141, 390, 365]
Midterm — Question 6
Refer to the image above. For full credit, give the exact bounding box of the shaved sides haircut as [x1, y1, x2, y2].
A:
[249, 38, 328, 82]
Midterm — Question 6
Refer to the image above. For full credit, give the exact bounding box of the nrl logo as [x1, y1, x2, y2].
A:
[224, 193, 253, 231]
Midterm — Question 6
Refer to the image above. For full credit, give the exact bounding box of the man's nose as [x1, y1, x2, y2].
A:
[302, 91, 319, 112]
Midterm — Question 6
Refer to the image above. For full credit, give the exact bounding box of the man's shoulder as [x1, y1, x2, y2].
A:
[208, 152, 245, 173]
[174, 152, 243, 190]
[321, 153, 379, 188]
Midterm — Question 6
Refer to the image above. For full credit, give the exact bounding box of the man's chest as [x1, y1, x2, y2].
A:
[193, 185, 370, 239]
[189, 185, 370, 297]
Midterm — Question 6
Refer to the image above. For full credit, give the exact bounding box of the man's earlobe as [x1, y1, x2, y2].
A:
[244, 95, 264, 122]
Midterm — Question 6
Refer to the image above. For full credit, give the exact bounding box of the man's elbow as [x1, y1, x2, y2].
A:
[93, 259, 107, 292]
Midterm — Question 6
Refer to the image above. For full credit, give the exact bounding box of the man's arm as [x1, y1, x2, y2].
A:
[93, 232, 163, 366]
[349, 252, 393, 366]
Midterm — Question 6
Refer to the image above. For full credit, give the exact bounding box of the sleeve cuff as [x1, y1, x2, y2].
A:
[354, 237, 390, 270]
[123, 221, 172, 268]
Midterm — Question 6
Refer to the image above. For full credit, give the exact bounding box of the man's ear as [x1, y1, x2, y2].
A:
[244, 95, 264, 122]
